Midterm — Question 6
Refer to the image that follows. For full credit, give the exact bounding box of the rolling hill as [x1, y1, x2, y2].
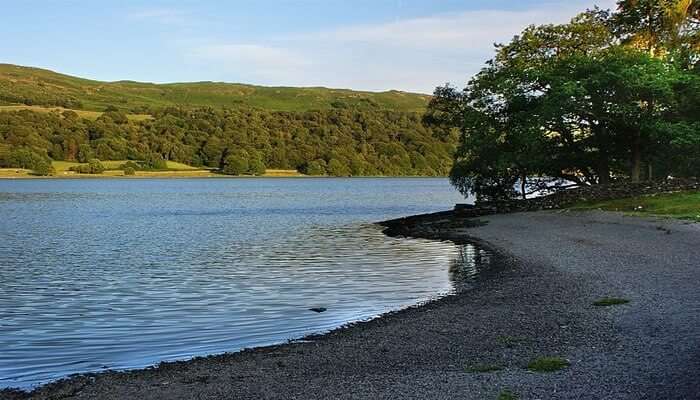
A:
[0, 64, 431, 113]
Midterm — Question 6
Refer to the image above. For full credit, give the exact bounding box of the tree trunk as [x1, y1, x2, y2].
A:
[521, 172, 527, 200]
[597, 156, 610, 185]
[631, 132, 642, 183]
[648, 163, 653, 181]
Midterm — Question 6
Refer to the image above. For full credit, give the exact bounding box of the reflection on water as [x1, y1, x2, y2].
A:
[449, 246, 493, 284]
[0, 178, 486, 389]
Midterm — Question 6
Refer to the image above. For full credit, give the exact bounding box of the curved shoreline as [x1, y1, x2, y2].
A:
[2, 240, 508, 399]
[3, 210, 699, 399]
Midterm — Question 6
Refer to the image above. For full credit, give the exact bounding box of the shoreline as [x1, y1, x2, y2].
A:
[0, 172, 449, 180]
[2, 230, 509, 398]
[3, 210, 699, 399]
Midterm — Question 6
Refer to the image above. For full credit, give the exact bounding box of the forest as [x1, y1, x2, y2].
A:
[0, 106, 456, 176]
[426, 0, 700, 200]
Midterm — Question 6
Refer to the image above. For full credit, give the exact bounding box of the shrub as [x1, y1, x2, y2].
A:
[248, 157, 266, 176]
[87, 159, 105, 174]
[119, 160, 141, 171]
[527, 356, 569, 372]
[327, 158, 351, 177]
[142, 153, 168, 170]
[222, 151, 249, 175]
[70, 159, 106, 174]
[302, 159, 327, 176]
[32, 160, 55, 176]
[123, 166, 136, 175]
[593, 298, 630, 307]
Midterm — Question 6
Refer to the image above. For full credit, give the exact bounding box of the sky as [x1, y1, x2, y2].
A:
[1, 0, 616, 94]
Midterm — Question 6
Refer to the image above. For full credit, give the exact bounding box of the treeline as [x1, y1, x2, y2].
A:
[0, 107, 456, 176]
[426, 0, 700, 200]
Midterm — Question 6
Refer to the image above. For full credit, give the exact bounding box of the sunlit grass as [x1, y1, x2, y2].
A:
[497, 389, 519, 400]
[593, 298, 630, 307]
[2, 161, 303, 178]
[527, 356, 569, 372]
[0, 105, 151, 121]
[571, 191, 700, 222]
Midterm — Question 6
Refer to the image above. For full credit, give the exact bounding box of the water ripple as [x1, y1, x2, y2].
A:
[0, 178, 482, 389]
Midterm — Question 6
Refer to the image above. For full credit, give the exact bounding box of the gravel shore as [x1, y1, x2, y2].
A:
[3, 210, 699, 400]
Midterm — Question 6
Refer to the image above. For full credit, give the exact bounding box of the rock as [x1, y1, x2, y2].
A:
[379, 179, 699, 238]
[309, 307, 327, 313]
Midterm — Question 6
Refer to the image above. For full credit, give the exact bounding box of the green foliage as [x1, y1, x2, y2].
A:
[427, 5, 700, 200]
[465, 364, 504, 373]
[1, 147, 50, 170]
[87, 159, 105, 174]
[0, 105, 455, 177]
[123, 166, 136, 176]
[527, 357, 570, 372]
[497, 389, 519, 400]
[69, 159, 105, 174]
[142, 153, 167, 170]
[327, 158, 351, 177]
[0, 64, 430, 113]
[572, 190, 700, 221]
[593, 298, 631, 306]
[613, 0, 699, 64]
[248, 157, 266, 176]
[77, 143, 94, 163]
[302, 159, 327, 176]
[119, 160, 141, 171]
[31, 159, 55, 176]
[222, 151, 250, 175]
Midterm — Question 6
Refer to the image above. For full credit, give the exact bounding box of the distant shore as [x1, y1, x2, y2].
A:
[3, 209, 697, 400]
[0, 169, 447, 180]
[0, 168, 303, 179]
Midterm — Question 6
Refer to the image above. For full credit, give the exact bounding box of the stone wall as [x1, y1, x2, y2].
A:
[380, 179, 699, 238]
[473, 178, 700, 215]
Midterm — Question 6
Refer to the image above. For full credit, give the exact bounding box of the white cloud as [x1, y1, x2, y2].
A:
[186, 0, 617, 93]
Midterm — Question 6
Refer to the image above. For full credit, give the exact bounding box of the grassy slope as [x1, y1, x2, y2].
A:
[0, 105, 152, 121]
[571, 191, 700, 222]
[0, 64, 431, 112]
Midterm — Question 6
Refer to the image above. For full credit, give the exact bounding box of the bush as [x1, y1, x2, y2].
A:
[222, 152, 249, 175]
[87, 159, 105, 174]
[142, 153, 168, 170]
[248, 157, 266, 176]
[302, 159, 327, 176]
[119, 160, 141, 171]
[3, 148, 54, 175]
[70, 159, 105, 174]
[77, 144, 94, 163]
[32, 160, 55, 176]
[527, 357, 570, 372]
[123, 166, 136, 175]
[327, 158, 351, 177]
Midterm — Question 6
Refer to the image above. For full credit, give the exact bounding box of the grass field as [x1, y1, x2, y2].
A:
[52, 160, 201, 172]
[571, 191, 700, 222]
[0, 105, 152, 121]
[1, 161, 303, 179]
[263, 169, 304, 177]
[0, 63, 430, 113]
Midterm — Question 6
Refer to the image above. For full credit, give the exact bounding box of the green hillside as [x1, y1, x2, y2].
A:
[0, 64, 430, 113]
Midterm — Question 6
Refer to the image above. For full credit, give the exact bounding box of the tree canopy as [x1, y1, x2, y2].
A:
[0, 107, 457, 177]
[426, 1, 700, 201]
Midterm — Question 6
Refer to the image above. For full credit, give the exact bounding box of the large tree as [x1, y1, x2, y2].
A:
[428, 4, 699, 200]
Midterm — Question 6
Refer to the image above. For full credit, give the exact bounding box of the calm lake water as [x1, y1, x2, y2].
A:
[0, 178, 488, 389]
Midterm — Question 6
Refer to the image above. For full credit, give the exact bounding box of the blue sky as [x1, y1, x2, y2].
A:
[2, 0, 615, 93]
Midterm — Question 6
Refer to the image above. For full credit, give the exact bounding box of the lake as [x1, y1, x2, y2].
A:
[0, 178, 487, 389]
